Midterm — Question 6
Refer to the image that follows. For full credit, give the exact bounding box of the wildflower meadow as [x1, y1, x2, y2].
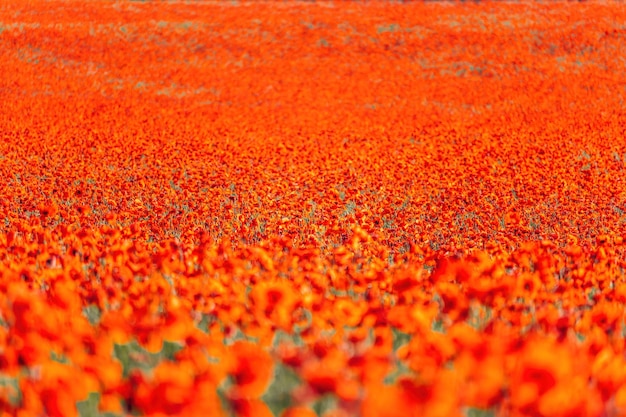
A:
[1, 2, 626, 416]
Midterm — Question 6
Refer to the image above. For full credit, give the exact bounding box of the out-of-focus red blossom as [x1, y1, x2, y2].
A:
[230, 398, 274, 417]
[228, 341, 274, 398]
[362, 374, 462, 417]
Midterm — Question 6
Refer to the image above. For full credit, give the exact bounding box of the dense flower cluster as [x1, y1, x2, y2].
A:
[1, 1, 626, 416]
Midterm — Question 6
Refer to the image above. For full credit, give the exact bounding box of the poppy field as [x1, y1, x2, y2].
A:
[2, 1, 626, 416]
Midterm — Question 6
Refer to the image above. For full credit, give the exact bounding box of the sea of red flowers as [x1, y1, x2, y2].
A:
[1, 1, 626, 416]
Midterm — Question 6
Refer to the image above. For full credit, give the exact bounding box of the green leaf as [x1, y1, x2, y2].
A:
[262, 363, 302, 417]
[50, 350, 69, 364]
[160, 340, 184, 361]
[383, 360, 413, 385]
[465, 407, 495, 417]
[311, 394, 337, 417]
[431, 319, 445, 333]
[77, 392, 100, 417]
[196, 313, 216, 333]
[113, 340, 185, 378]
[391, 327, 411, 352]
[0, 374, 21, 406]
[113, 341, 157, 377]
[83, 305, 102, 326]
[271, 329, 300, 348]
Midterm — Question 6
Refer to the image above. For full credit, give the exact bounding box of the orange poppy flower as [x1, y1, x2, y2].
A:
[229, 341, 274, 398]
[230, 398, 274, 417]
